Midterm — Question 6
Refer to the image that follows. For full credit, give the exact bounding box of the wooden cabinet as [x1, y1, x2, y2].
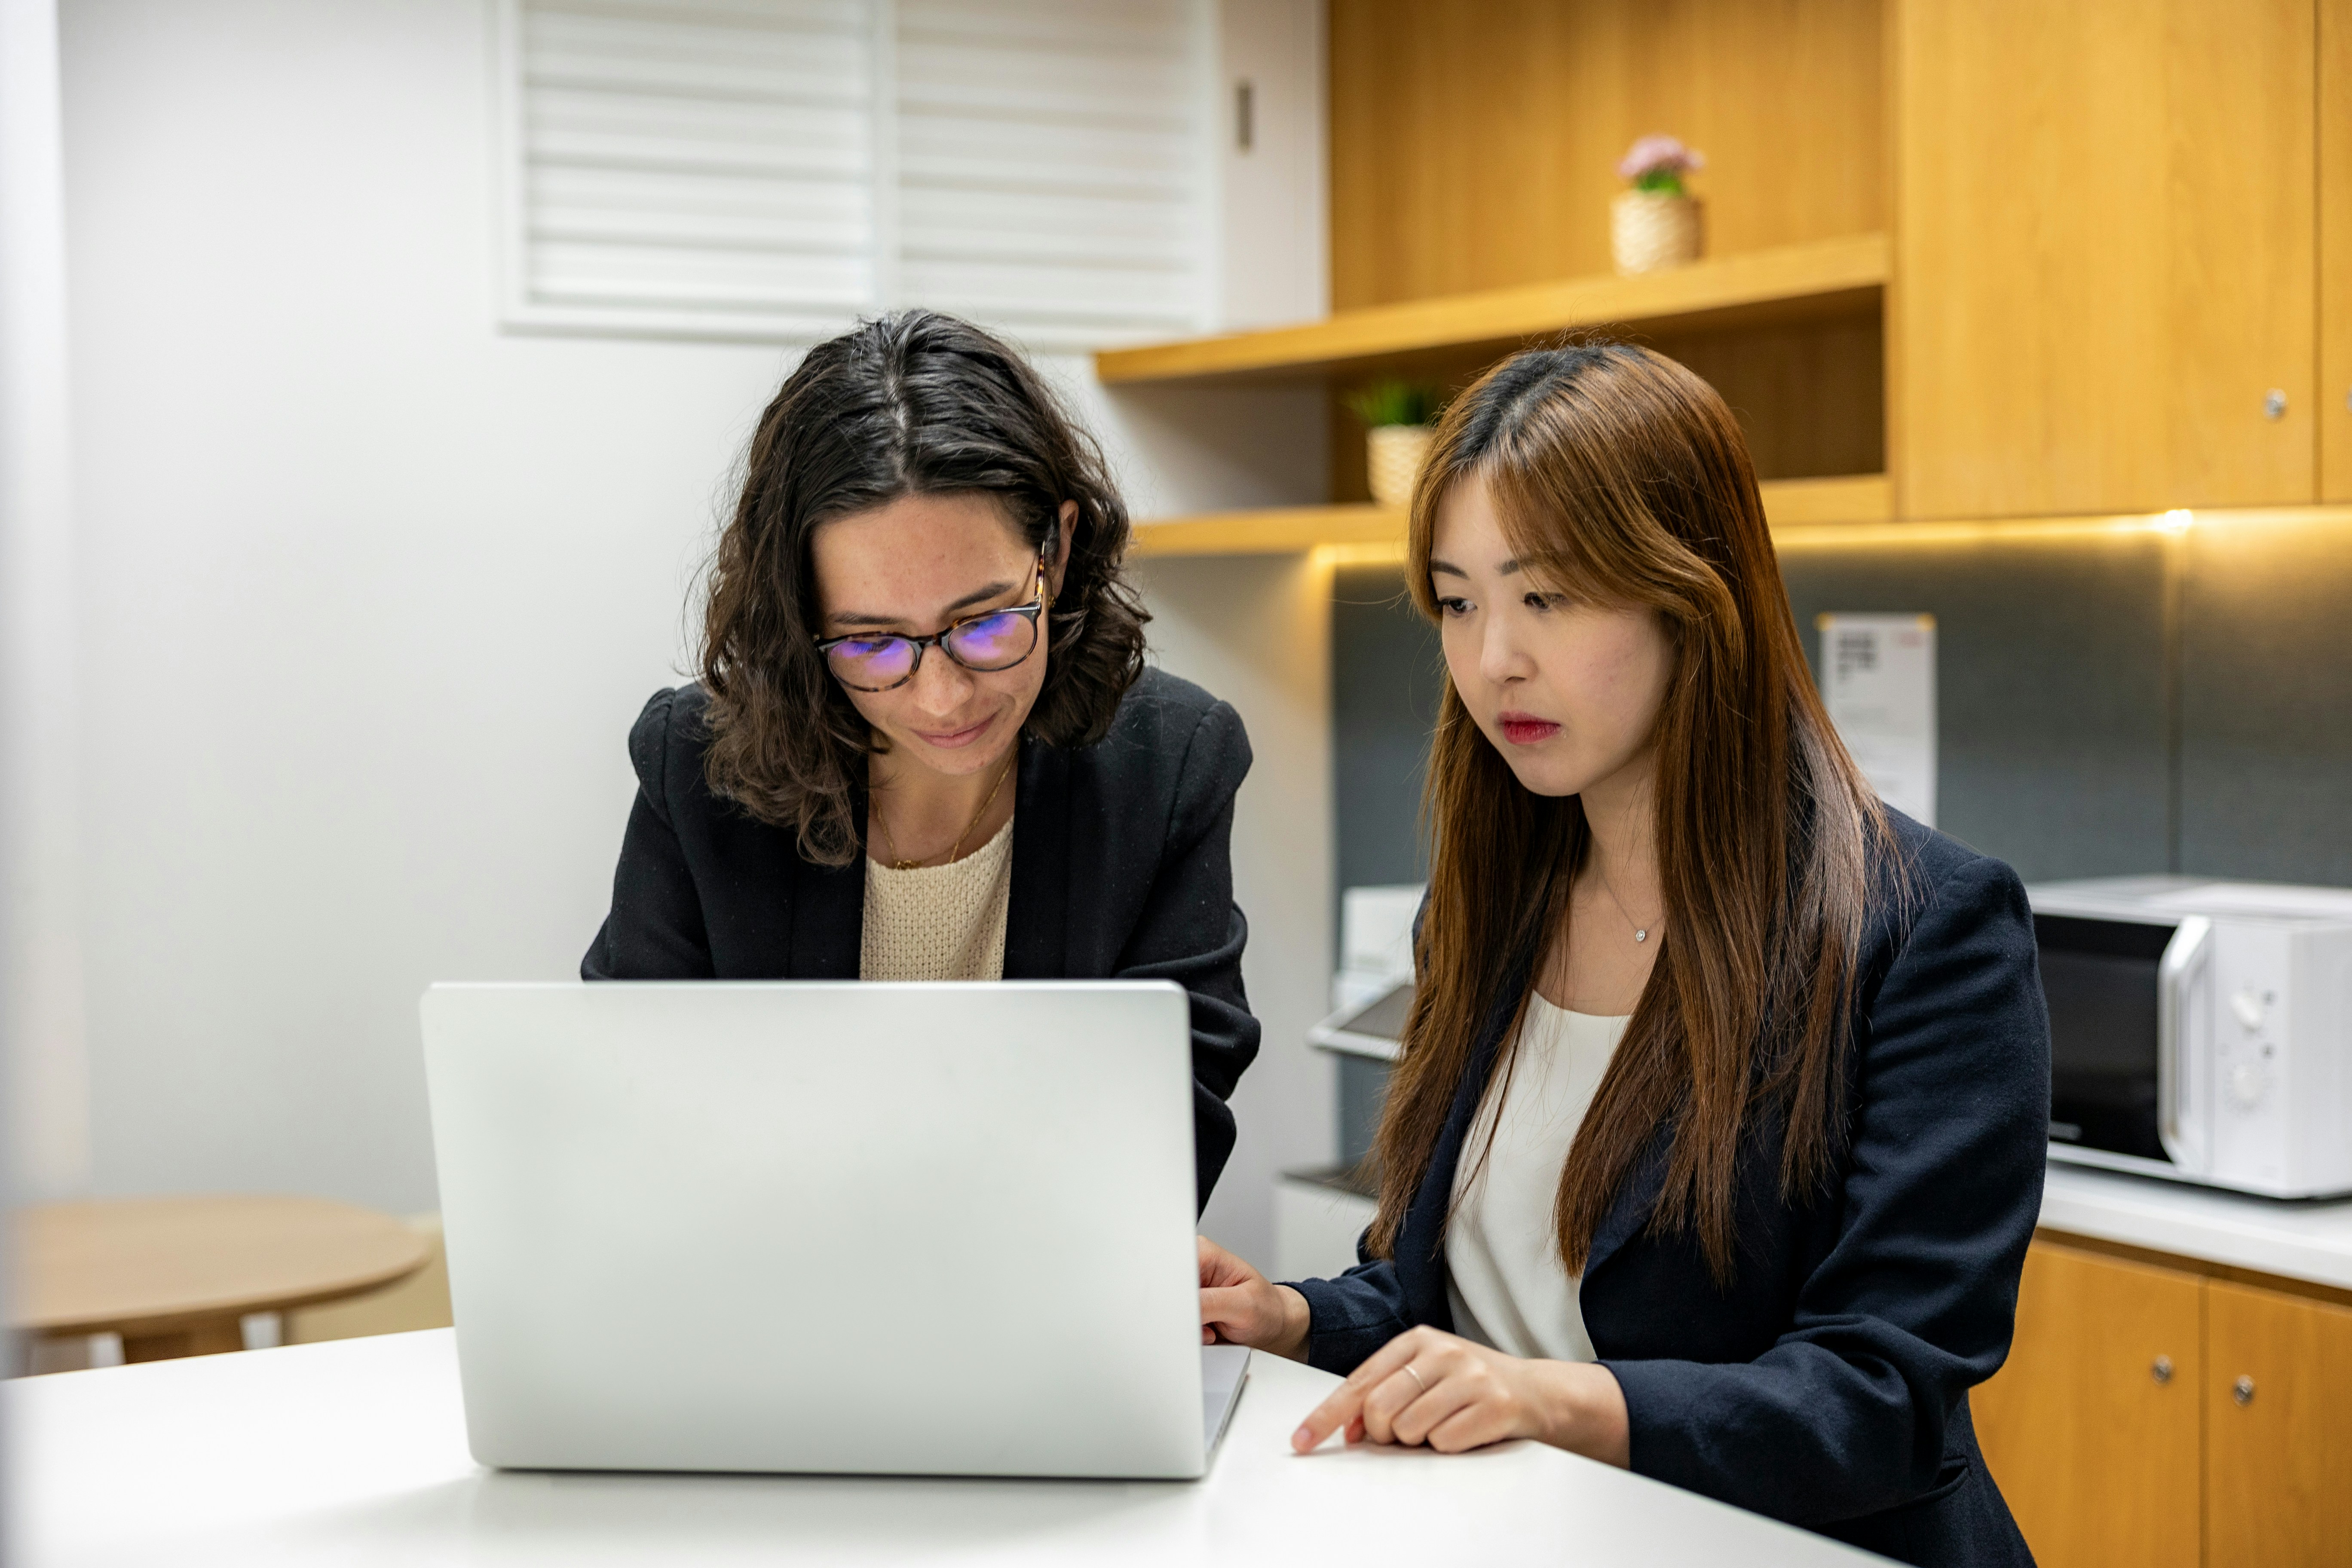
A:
[1319, 0, 1890, 504]
[1972, 1243, 2202, 1568]
[1895, 0, 2318, 518]
[1125, 0, 2352, 543]
[1327, 0, 1885, 311]
[2207, 1282, 2352, 1568]
[2325, 0, 2352, 500]
[1977, 1238, 2352, 1568]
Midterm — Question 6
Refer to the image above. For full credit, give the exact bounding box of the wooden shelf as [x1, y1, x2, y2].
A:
[1096, 235, 1888, 388]
[1131, 505, 1406, 558]
[1130, 475, 1891, 558]
[1758, 474, 1892, 527]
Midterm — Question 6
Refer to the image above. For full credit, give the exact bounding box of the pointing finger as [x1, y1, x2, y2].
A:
[1292, 1379, 1364, 1452]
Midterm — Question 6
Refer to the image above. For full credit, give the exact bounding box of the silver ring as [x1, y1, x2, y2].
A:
[1402, 1364, 1427, 1395]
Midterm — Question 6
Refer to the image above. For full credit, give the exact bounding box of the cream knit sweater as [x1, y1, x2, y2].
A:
[858, 815, 1014, 981]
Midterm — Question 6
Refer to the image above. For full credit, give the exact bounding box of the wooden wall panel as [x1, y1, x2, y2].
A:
[1650, 316, 1883, 480]
[1894, 0, 2317, 518]
[2324, 0, 2352, 501]
[1327, 0, 1886, 311]
[1972, 1242, 2202, 1568]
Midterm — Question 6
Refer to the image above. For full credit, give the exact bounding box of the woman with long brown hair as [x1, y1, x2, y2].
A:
[583, 309, 1259, 1209]
[1199, 343, 2047, 1566]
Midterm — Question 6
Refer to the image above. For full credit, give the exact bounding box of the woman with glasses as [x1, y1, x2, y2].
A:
[1196, 343, 2046, 1566]
[584, 310, 1259, 1210]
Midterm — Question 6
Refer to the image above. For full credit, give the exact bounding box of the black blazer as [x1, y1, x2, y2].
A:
[1290, 812, 2049, 1568]
[582, 666, 1262, 1210]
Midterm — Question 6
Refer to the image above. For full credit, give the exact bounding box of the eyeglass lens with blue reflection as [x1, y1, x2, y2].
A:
[814, 557, 1050, 692]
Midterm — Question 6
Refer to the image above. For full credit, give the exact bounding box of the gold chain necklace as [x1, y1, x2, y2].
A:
[872, 752, 1016, 872]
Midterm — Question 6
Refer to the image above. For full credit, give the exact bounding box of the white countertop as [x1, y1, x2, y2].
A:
[2040, 1162, 2352, 1290]
[6, 1328, 1880, 1567]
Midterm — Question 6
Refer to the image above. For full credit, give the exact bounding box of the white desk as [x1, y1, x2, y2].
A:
[10, 1328, 1881, 1566]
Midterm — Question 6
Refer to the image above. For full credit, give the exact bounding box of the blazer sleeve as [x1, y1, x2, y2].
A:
[1603, 850, 2050, 1525]
[1289, 1253, 1419, 1374]
[581, 689, 717, 980]
[1108, 697, 1261, 1210]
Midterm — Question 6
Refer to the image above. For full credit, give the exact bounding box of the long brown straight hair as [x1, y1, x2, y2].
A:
[1369, 342, 1892, 1285]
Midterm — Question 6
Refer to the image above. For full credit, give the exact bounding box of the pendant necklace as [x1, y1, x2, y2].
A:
[1593, 858, 1662, 944]
[872, 752, 1016, 872]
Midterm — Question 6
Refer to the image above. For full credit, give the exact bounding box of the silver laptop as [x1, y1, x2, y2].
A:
[421, 980, 1247, 1480]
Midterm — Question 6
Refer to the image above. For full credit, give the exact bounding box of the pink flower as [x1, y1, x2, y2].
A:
[1617, 134, 1706, 183]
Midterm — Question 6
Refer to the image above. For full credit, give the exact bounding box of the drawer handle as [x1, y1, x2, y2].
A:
[2264, 389, 2288, 421]
[2152, 1356, 2174, 1384]
[2233, 1375, 2256, 1407]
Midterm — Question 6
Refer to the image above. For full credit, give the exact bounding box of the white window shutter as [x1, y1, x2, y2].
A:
[495, 0, 1212, 349]
[497, 0, 886, 341]
[892, 0, 1215, 349]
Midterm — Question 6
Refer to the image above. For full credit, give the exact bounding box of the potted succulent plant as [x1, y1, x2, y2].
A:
[1611, 134, 1706, 275]
[1344, 381, 1444, 508]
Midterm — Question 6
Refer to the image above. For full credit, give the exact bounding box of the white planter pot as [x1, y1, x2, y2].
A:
[1365, 425, 1436, 509]
[1611, 191, 1704, 275]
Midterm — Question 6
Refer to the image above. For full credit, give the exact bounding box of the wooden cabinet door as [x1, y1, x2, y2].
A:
[2206, 1281, 2352, 1568]
[1895, 0, 2317, 518]
[1972, 1242, 2202, 1568]
[2324, 0, 2352, 499]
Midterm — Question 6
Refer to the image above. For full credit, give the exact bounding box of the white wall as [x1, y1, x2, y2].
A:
[2, 0, 86, 1204]
[1137, 554, 1334, 1272]
[62, 0, 792, 1210]
[54, 0, 1332, 1268]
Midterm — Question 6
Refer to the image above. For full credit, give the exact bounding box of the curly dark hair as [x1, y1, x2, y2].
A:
[698, 309, 1150, 867]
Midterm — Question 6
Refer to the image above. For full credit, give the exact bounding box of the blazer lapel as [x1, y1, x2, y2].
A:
[1583, 1124, 1669, 1281]
[1001, 738, 1067, 980]
[787, 785, 866, 980]
[1398, 946, 1534, 1325]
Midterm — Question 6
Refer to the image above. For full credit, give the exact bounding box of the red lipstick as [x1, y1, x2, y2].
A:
[1498, 711, 1560, 746]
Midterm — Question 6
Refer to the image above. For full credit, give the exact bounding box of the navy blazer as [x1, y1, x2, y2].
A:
[581, 665, 1262, 1211]
[1289, 812, 2049, 1568]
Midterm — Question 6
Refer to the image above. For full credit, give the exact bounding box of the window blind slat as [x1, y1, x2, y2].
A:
[508, 0, 879, 337]
[892, 0, 1205, 349]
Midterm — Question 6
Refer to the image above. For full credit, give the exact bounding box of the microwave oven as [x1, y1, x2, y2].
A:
[2025, 876, 2352, 1199]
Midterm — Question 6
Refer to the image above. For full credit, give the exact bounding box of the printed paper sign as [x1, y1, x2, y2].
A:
[1817, 613, 1937, 828]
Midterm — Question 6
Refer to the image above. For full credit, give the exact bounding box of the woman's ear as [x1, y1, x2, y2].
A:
[1050, 500, 1078, 597]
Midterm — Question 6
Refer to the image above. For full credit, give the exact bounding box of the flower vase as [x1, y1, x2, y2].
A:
[1611, 191, 1704, 275]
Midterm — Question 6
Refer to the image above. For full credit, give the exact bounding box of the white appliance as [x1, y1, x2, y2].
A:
[2027, 877, 2352, 1199]
[1272, 886, 1422, 1280]
[421, 980, 1246, 1479]
[1330, 883, 1424, 1011]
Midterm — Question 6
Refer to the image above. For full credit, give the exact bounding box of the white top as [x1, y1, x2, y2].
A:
[5, 1329, 1881, 1566]
[1445, 993, 1629, 1362]
[860, 816, 1014, 981]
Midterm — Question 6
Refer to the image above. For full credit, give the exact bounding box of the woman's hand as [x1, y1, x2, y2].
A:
[1289, 1324, 1631, 1464]
[1197, 1236, 1311, 1361]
